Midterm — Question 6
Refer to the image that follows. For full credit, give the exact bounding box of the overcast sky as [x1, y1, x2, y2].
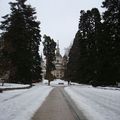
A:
[0, 0, 104, 55]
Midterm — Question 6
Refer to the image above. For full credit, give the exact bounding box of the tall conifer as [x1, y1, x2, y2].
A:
[43, 35, 56, 85]
[102, 0, 120, 84]
[0, 0, 42, 84]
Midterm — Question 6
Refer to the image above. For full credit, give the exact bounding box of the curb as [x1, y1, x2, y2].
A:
[0, 85, 32, 92]
[62, 87, 88, 120]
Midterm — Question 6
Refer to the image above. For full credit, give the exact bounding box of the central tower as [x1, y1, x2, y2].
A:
[51, 40, 64, 79]
[56, 40, 60, 56]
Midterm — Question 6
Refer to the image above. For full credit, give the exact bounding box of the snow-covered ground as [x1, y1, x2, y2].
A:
[51, 79, 68, 86]
[65, 85, 120, 120]
[0, 83, 53, 120]
[43, 79, 68, 85]
[0, 83, 30, 89]
[1, 80, 120, 120]
[43, 79, 79, 86]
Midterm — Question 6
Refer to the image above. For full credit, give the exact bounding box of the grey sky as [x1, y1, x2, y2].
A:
[0, 0, 104, 55]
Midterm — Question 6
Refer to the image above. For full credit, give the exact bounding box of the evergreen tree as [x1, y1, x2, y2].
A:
[101, 0, 120, 84]
[43, 35, 56, 85]
[66, 8, 103, 85]
[65, 31, 81, 83]
[88, 8, 104, 86]
[65, 1, 120, 86]
[77, 10, 94, 84]
[0, 36, 8, 77]
[0, 0, 42, 84]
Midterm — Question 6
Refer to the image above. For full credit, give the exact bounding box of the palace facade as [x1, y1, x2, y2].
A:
[51, 42, 68, 79]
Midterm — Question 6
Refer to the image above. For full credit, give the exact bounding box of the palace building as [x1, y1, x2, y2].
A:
[51, 41, 68, 79]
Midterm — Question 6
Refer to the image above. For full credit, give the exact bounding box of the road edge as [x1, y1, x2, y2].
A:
[62, 87, 88, 120]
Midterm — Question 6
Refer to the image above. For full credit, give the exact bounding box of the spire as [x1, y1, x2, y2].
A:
[56, 40, 61, 56]
[57, 40, 60, 52]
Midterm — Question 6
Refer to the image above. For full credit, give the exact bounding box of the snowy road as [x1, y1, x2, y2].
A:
[32, 87, 86, 120]
[0, 84, 53, 120]
[65, 85, 120, 120]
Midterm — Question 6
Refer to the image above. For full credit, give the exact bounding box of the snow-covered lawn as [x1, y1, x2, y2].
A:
[1, 80, 120, 120]
[65, 85, 120, 120]
[51, 79, 68, 86]
[0, 83, 30, 89]
[0, 83, 53, 120]
[43, 79, 68, 86]
[43, 79, 79, 86]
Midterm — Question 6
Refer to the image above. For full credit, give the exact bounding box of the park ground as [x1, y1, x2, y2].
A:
[0, 79, 120, 120]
